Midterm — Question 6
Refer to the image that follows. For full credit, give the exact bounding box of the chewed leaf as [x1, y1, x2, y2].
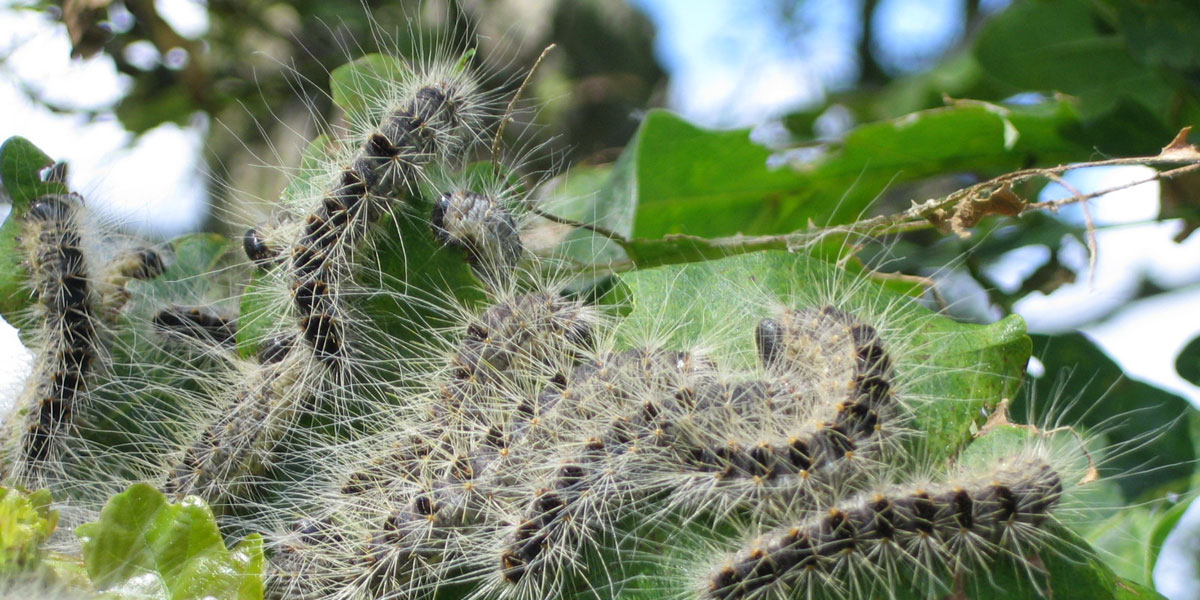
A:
[77, 484, 264, 600]
[612, 103, 1085, 245]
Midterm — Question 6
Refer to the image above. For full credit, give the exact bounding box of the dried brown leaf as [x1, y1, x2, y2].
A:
[949, 183, 1027, 237]
[1159, 127, 1200, 161]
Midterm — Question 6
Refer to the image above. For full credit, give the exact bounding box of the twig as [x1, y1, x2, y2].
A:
[526, 204, 629, 246]
[492, 44, 555, 177]
[1042, 172, 1097, 285]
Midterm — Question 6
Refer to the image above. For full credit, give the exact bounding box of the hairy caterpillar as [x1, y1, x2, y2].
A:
[431, 189, 523, 286]
[163, 358, 296, 504]
[3, 194, 99, 482]
[285, 47, 490, 366]
[0, 184, 194, 549]
[663, 306, 897, 513]
[244, 225, 282, 266]
[702, 448, 1068, 600]
[152, 305, 238, 349]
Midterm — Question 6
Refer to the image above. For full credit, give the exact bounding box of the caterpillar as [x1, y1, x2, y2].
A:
[665, 306, 898, 512]
[4, 194, 99, 482]
[152, 305, 238, 349]
[163, 360, 296, 505]
[693, 429, 1085, 600]
[95, 245, 166, 318]
[491, 345, 716, 590]
[286, 51, 489, 366]
[431, 189, 523, 286]
[244, 225, 281, 266]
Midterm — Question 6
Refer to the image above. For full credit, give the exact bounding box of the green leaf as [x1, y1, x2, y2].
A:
[1147, 497, 1193, 581]
[235, 272, 272, 360]
[1023, 333, 1198, 501]
[0, 136, 64, 209]
[76, 484, 263, 600]
[619, 109, 808, 239]
[615, 102, 1087, 248]
[974, 0, 1173, 118]
[0, 136, 69, 321]
[772, 98, 1085, 229]
[538, 164, 630, 270]
[113, 86, 196, 135]
[160, 234, 240, 287]
[612, 250, 1030, 455]
[1106, 0, 1200, 72]
[784, 1, 1196, 160]
[1086, 494, 1173, 587]
[363, 207, 487, 345]
[1176, 334, 1200, 387]
[0, 212, 30, 324]
[1148, 497, 1195, 582]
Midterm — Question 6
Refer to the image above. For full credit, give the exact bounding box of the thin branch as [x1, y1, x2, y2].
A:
[525, 204, 630, 246]
[1042, 171, 1097, 285]
[492, 43, 555, 177]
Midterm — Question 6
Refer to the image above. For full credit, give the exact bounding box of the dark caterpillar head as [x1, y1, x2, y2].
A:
[243, 226, 277, 265]
[27, 194, 75, 222]
[115, 247, 166, 280]
[755, 317, 784, 369]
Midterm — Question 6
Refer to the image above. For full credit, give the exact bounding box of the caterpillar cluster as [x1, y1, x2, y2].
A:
[259, 254, 1092, 600]
[0, 25, 1110, 600]
[156, 48, 499, 512]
